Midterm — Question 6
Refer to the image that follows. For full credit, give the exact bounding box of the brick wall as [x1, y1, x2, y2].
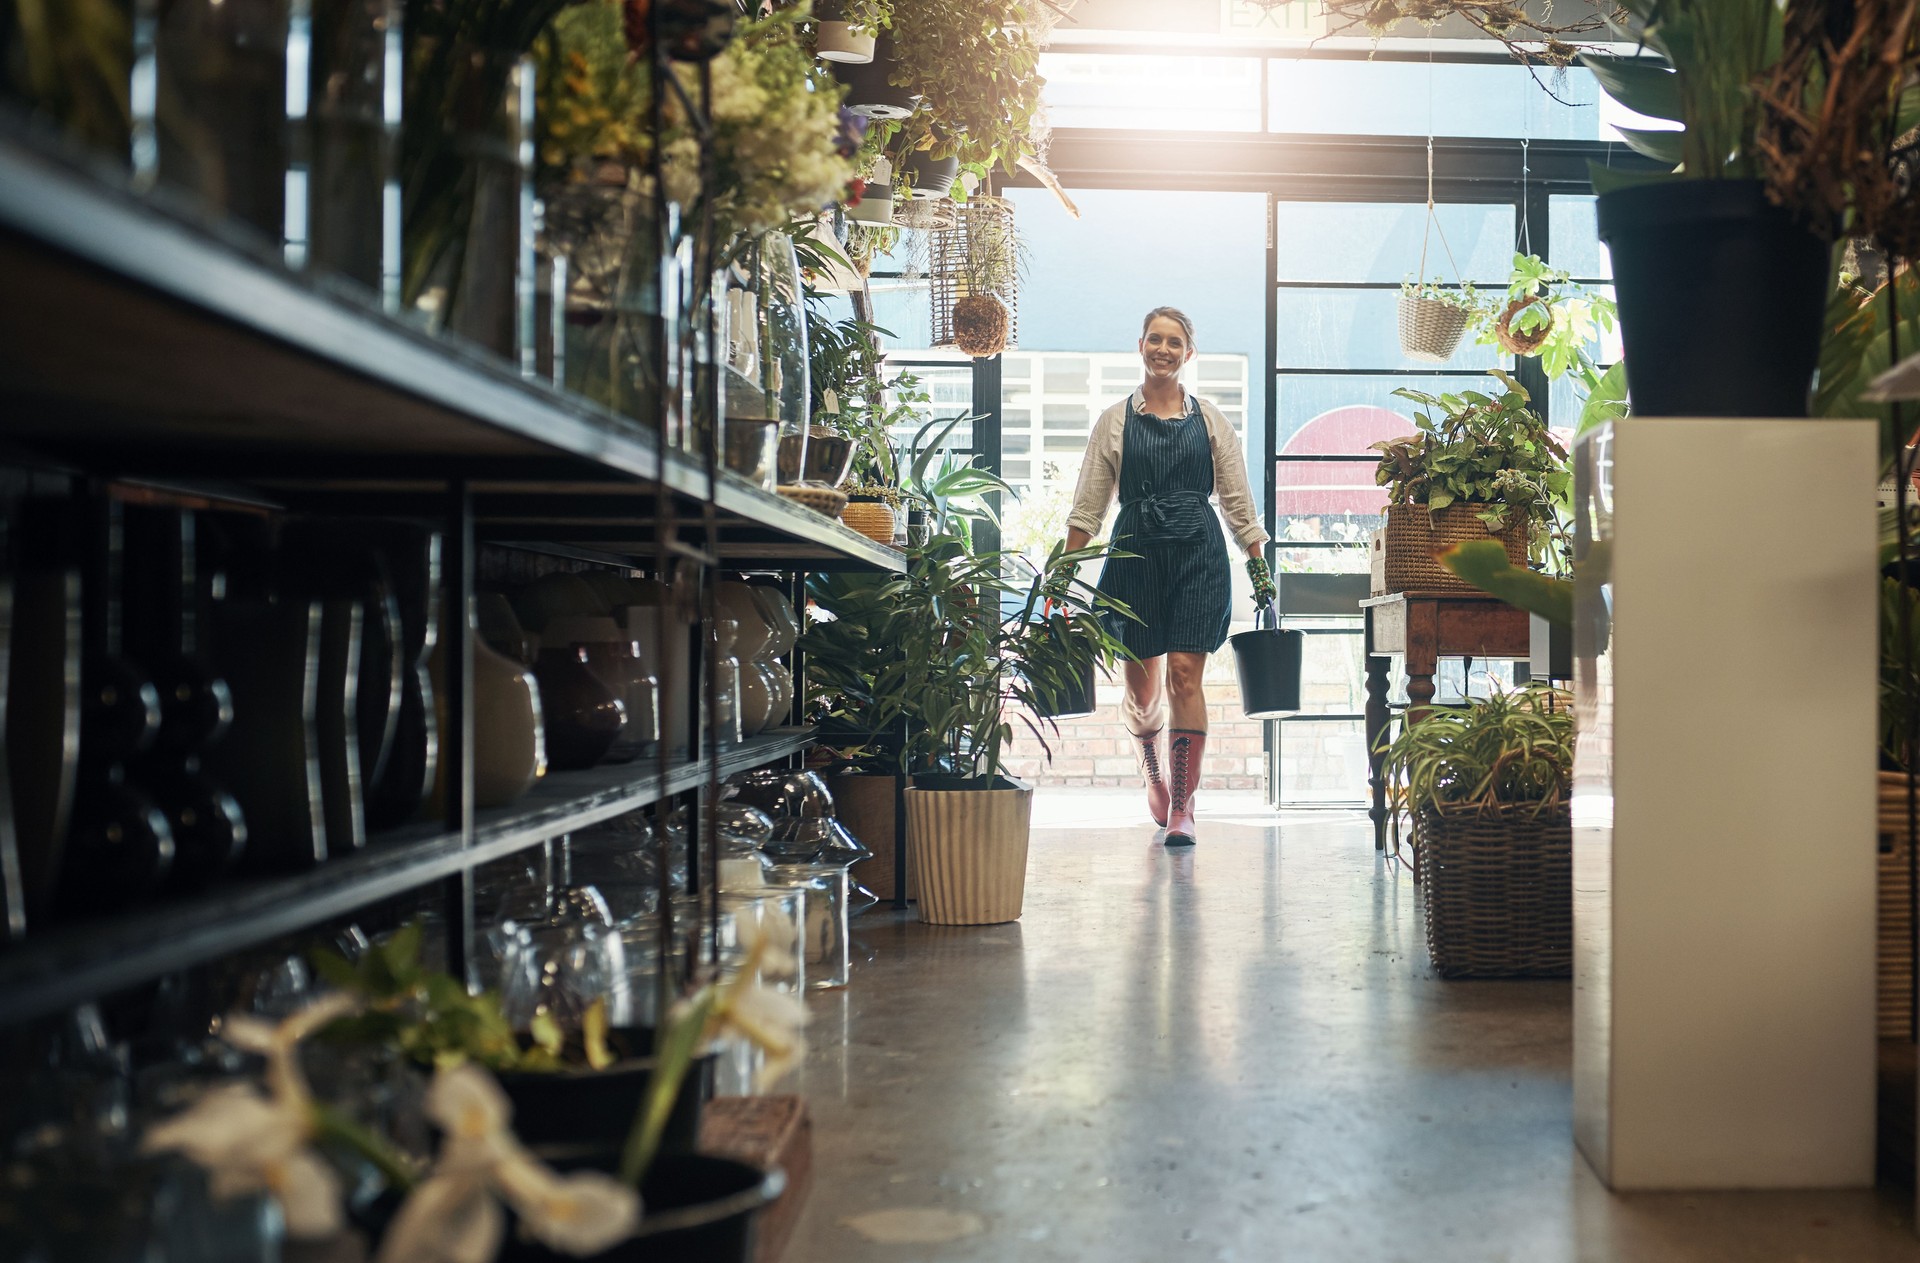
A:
[1003, 643, 1269, 791]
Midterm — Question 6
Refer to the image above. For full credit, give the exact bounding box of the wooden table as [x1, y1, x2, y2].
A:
[1362, 591, 1531, 855]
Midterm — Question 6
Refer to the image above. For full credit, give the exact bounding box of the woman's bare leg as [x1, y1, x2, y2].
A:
[1166, 652, 1207, 733]
[1122, 656, 1170, 825]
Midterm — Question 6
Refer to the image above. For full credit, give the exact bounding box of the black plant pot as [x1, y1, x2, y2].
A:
[499, 1037, 714, 1151]
[1596, 179, 1830, 418]
[496, 1152, 783, 1263]
[901, 150, 959, 200]
[1032, 659, 1097, 720]
[834, 28, 913, 119]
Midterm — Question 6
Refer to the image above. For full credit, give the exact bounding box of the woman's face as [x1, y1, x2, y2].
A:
[1139, 317, 1193, 381]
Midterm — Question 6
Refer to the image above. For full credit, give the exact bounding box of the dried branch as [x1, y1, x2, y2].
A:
[1315, 0, 1620, 69]
[1755, 0, 1920, 248]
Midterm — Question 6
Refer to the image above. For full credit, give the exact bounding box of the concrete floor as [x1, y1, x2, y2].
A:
[789, 790, 1920, 1262]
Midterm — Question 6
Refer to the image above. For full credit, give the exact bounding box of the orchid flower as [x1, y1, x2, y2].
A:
[375, 1064, 640, 1263]
[619, 908, 811, 1185]
[142, 993, 363, 1239]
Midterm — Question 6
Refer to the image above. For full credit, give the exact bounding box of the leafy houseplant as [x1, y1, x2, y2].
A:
[1574, 0, 1867, 416]
[888, 1, 1047, 181]
[1371, 371, 1570, 587]
[943, 196, 1022, 357]
[805, 421, 1133, 924]
[1381, 684, 1575, 978]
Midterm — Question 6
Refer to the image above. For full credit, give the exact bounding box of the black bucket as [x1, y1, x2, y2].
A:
[1597, 179, 1830, 417]
[1230, 610, 1303, 719]
[1034, 657, 1098, 720]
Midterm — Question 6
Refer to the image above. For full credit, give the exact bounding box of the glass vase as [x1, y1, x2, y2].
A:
[720, 233, 808, 491]
[288, 0, 402, 305]
[133, 0, 289, 240]
[400, 41, 535, 361]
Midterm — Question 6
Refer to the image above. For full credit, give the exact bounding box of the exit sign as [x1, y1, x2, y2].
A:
[1222, 0, 1328, 38]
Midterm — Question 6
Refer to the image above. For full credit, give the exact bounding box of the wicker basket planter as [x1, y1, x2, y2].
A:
[841, 497, 896, 545]
[905, 782, 1032, 925]
[1416, 802, 1571, 978]
[1398, 291, 1470, 363]
[1881, 770, 1916, 1039]
[1375, 502, 1529, 595]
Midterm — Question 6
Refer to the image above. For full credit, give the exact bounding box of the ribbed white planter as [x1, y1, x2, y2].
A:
[816, 21, 875, 63]
[1571, 416, 1878, 1190]
[905, 784, 1032, 925]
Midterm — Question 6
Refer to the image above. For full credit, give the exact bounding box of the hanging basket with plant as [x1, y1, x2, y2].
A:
[1398, 278, 1475, 363]
[930, 194, 1021, 357]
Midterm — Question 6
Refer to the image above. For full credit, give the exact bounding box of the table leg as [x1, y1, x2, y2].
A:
[1365, 608, 1389, 853]
[1401, 602, 1441, 883]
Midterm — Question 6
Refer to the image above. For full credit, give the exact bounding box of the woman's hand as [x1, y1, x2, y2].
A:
[1246, 555, 1277, 612]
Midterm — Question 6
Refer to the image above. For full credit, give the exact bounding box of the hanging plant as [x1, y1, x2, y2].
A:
[931, 195, 1022, 357]
[889, 1, 1048, 176]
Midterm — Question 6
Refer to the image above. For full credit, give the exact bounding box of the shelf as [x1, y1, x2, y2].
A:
[0, 727, 814, 1027]
[0, 128, 901, 575]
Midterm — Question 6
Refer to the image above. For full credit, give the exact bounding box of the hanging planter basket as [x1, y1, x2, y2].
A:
[1494, 296, 1553, 356]
[1397, 291, 1470, 363]
[930, 196, 1019, 356]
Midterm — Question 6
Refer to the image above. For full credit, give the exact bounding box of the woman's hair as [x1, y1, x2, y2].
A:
[1141, 306, 1197, 350]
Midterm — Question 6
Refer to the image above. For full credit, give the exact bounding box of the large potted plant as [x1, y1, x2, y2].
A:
[1382, 684, 1573, 978]
[1576, 0, 1920, 416]
[1368, 370, 1568, 595]
[805, 420, 1129, 923]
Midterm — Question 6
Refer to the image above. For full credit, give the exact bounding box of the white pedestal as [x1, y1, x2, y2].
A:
[1572, 417, 1878, 1189]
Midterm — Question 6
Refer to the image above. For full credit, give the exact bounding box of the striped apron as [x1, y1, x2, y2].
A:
[1097, 396, 1232, 659]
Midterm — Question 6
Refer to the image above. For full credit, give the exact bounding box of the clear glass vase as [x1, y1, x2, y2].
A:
[720, 232, 809, 490]
[288, 0, 402, 305]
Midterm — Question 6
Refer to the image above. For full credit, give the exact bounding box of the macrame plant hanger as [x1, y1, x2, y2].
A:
[1399, 133, 1471, 362]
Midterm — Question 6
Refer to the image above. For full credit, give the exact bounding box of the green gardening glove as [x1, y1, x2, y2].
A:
[1247, 555, 1277, 612]
[1042, 566, 1074, 612]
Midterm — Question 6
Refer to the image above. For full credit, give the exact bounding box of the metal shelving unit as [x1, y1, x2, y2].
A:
[0, 107, 884, 1022]
[0, 728, 814, 1026]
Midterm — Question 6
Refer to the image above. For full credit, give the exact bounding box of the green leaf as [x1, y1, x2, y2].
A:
[1438, 541, 1573, 627]
[1579, 52, 1683, 123]
[1611, 125, 1685, 167]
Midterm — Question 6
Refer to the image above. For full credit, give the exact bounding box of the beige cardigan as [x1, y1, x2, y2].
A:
[1065, 387, 1270, 553]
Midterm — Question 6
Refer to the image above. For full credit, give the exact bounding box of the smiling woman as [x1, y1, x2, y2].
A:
[1057, 307, 1272, 848]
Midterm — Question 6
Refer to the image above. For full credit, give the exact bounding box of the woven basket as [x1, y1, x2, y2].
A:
[1416, 802, 1571, 978]
[841, 498, 896, 545]
[1376, 502, 1528, 595]
[1398, 291, 1470, 363]
[1881, 770, 1917, 1038]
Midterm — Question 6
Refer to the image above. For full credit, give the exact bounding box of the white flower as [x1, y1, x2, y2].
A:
[142, 993, 362, 1239]
[378, 1065, 643, 1263]
[143, 1083, 344, 1238]
[708, 909, 810, 1091]
[374, 1169, 502, 1263]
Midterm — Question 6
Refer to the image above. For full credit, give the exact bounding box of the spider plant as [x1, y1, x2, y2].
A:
[1382, 684, 1574, 821]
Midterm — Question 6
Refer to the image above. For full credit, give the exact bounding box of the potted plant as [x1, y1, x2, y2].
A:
[1397, 276, 1476, 363]
[1381, 684, 1574, 978]
[806, 420, 1131, 923]
[1575, 0, 1915, 416]
[831, 25, 915, 119]
[888, 0, 1047, 182]
[1369, 370, 1569, 594]
[812, 0, 889, 64]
